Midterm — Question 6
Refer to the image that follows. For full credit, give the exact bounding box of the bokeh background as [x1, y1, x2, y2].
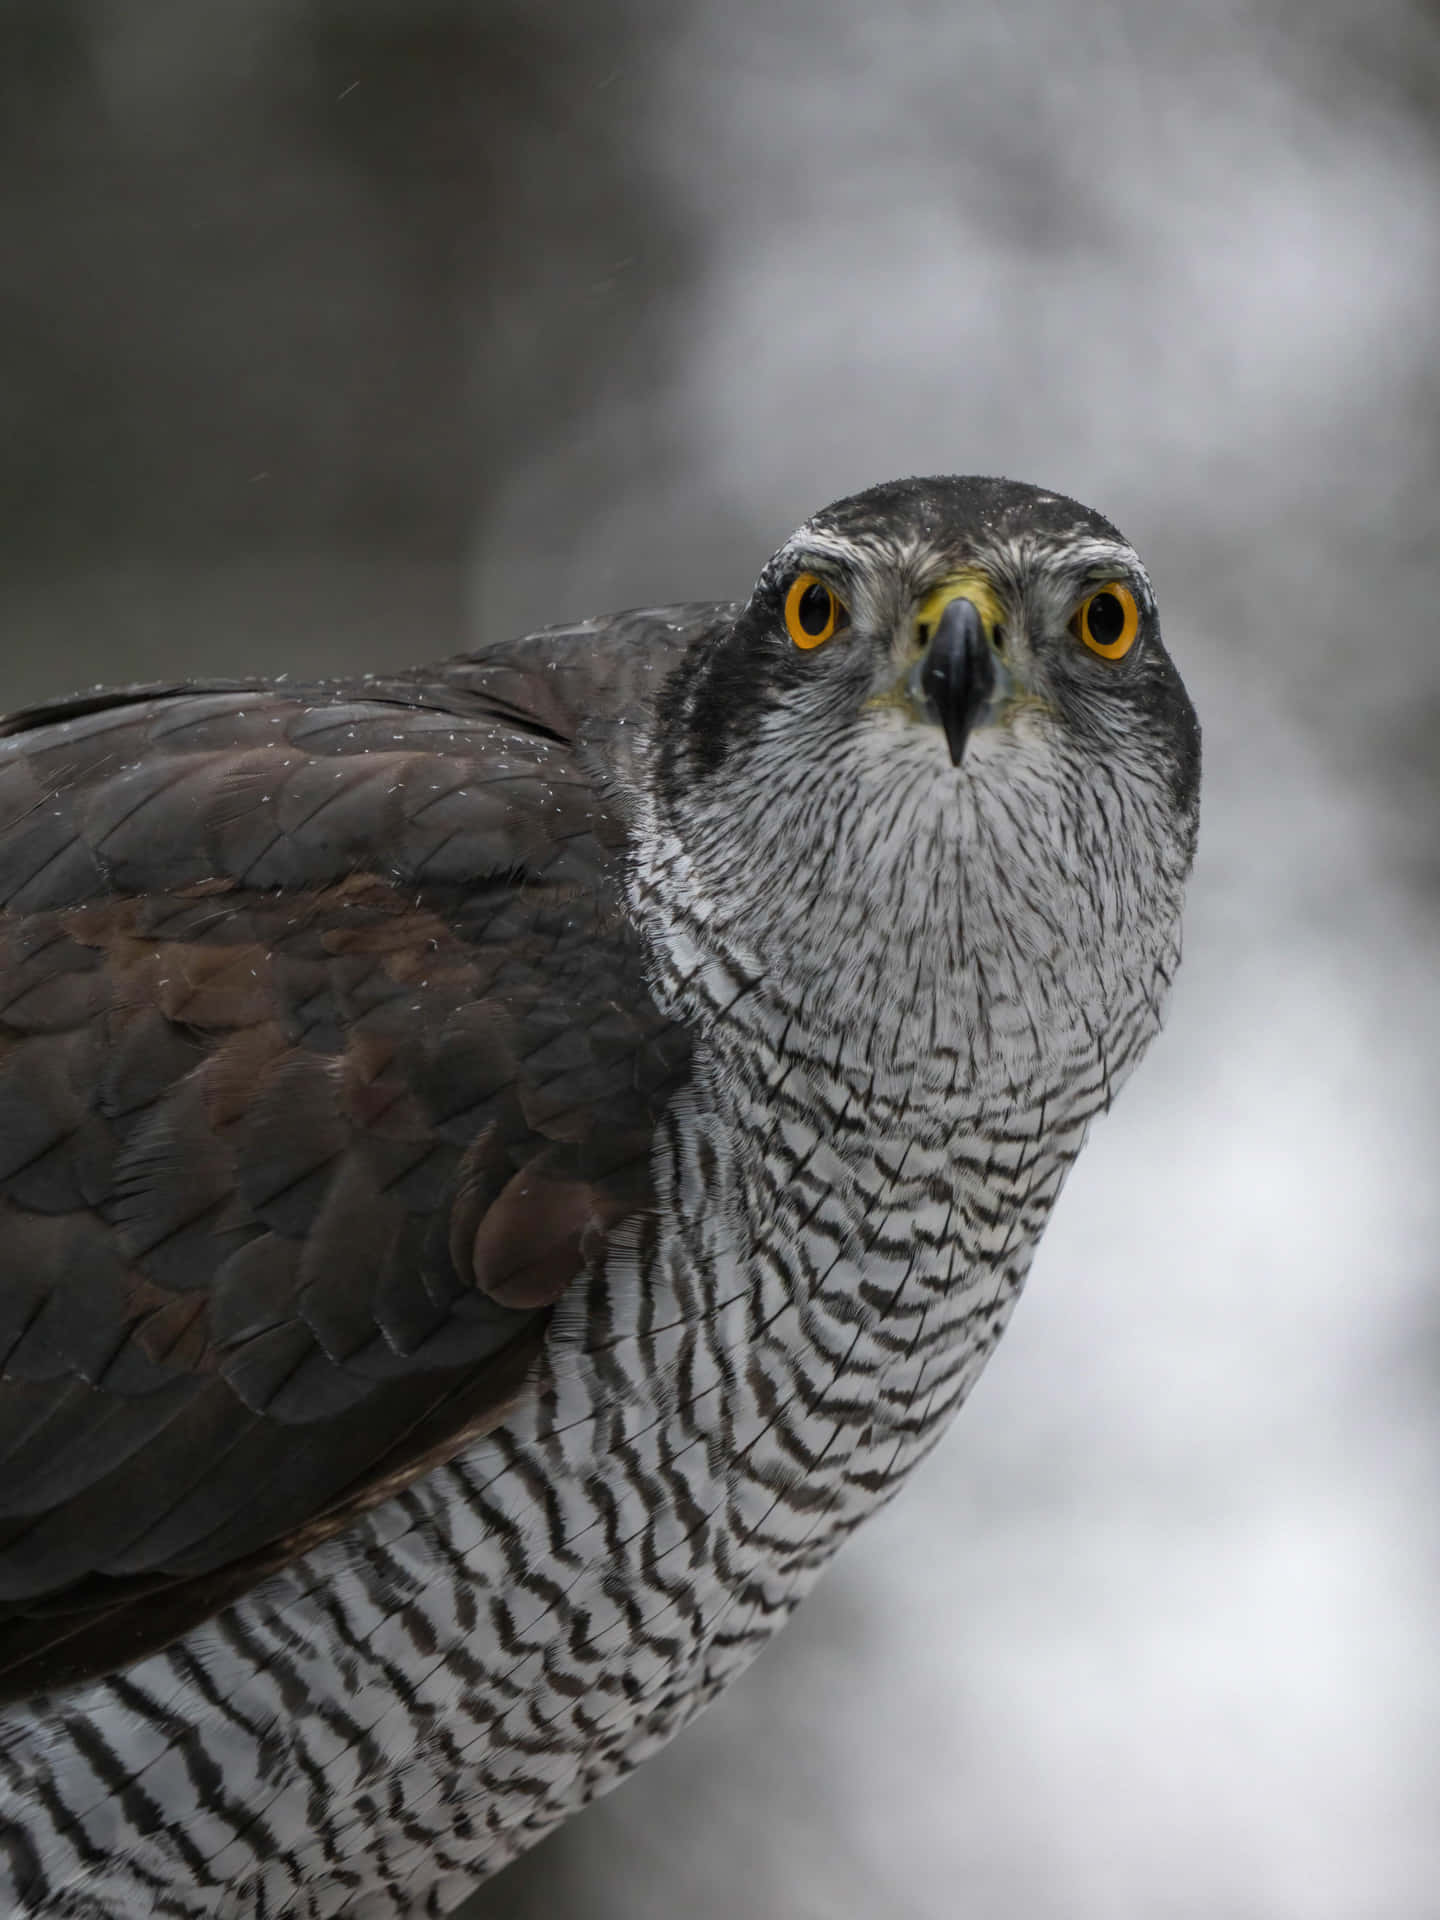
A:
[4, 2, 1438, 1915]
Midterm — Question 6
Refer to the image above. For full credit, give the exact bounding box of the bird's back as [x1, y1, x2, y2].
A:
[0, 613, 727, 1913]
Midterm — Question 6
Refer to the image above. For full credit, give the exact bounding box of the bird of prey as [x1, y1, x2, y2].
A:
[0, 476, 1198, 1916]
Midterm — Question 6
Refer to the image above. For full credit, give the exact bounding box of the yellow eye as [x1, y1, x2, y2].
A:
[784, 572, 845, 649]
[1070, 581, 1140, 660]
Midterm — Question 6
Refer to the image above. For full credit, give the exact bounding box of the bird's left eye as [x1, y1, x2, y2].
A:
[1070, 582, 1140, 661]
[784, 573, 847, 650]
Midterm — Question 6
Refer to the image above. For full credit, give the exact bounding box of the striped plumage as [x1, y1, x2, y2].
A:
[0, 477, 1199, 1915]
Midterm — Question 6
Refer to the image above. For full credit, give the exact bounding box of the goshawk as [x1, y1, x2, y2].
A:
[0, 476, 1199, 1915]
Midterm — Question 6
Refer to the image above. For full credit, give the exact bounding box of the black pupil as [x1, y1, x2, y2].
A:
[1087, 591, 1126, 647]
[797, 581, 832, 635]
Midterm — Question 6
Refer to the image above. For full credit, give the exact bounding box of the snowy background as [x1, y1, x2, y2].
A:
[3, 4, 1437, 1915]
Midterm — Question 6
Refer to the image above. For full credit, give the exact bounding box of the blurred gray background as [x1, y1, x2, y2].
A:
[4, 2, 1438, 1915]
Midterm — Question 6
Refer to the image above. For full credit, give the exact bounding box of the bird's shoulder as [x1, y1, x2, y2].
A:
[0, 605, 718, 1701]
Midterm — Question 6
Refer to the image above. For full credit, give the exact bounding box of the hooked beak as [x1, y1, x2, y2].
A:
[915, 596, 997, 766]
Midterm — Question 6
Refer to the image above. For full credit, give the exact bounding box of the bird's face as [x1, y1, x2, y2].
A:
[650, 476, 1200, 1098]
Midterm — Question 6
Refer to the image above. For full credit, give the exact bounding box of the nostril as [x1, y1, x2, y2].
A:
[915, 621, 932, 648]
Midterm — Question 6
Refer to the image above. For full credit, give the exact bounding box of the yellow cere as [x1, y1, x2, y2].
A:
[913, 571, 1007, 649]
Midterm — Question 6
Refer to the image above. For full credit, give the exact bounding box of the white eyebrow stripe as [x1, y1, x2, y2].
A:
[980, 534, 1154, 613]
[778, 529, 915, 573]
[776, 528, 1155, 624]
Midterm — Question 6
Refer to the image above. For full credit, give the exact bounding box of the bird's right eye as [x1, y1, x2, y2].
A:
[784, 573, 847, 650]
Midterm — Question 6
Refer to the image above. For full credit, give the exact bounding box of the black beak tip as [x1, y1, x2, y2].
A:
[920, 597, 995, 765]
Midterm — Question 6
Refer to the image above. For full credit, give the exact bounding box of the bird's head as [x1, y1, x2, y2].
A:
[647, 475, 1200, 1100]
